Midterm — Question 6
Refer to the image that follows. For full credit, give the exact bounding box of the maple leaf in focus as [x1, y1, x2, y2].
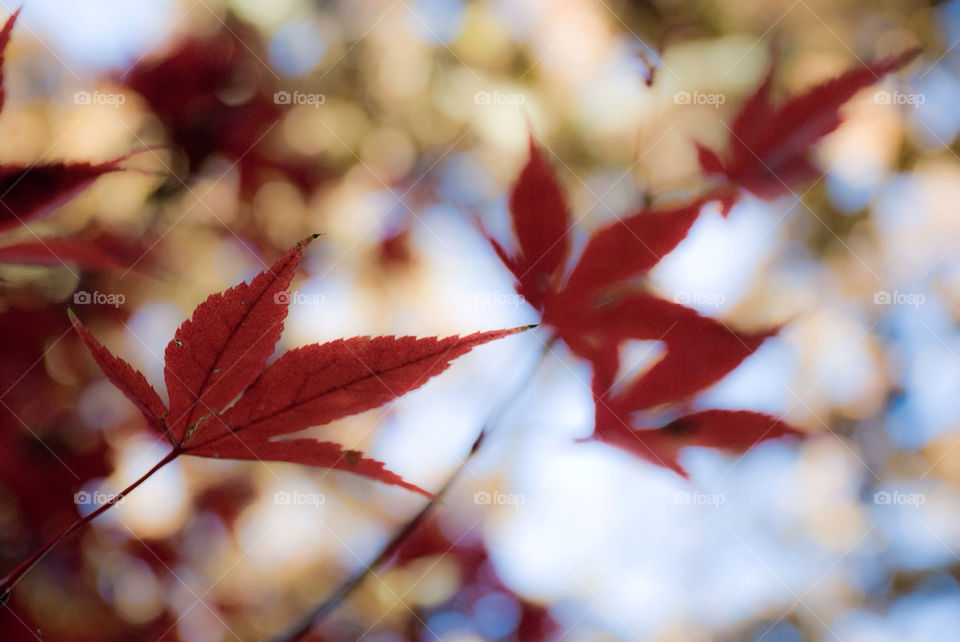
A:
[70, 235, 528, 496]
[482, 136, 800, 475]
[695, 48, 919, 199]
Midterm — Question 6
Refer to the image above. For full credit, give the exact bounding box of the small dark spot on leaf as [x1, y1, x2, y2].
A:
[345, 450, 361, 466]
[665, 418, 695, 436]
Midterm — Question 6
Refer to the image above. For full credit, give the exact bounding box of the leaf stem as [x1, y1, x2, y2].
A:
[274, 336, 558, 642]
[0, 447, 181, 602]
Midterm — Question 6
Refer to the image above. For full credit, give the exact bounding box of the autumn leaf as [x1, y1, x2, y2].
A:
[69, 309, 168, 437]
[0, 7, 19, 116]
[0, 11, 146, 273]
[71, 236, 530, 495]
[120, 17, 329, 198]
[0, 231, 153, 270]
[695, 48, 919, 198]
[484, 127, 800, 476]
[163, 235, 310, 443]
[481, 135, 570, 310]
[573, 295, 779, 413]
[593, 409, 802, 477]
[0, 161, 129, 234]
[184, 332, 529, 450]
[559, 193, 729, 305]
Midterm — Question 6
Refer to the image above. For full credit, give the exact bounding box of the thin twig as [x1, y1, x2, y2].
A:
[0, 447, 181, 601]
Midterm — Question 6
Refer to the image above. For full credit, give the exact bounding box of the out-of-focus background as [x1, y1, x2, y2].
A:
[0, 0, 958, 640]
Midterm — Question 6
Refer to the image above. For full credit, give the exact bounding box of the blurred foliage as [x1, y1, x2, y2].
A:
[1, 0, 959, 640]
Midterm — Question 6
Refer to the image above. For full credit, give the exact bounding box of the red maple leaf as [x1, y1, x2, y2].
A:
[695, 48, 919, 199]
[594, 409, 800, 476]
[558, 191, 735, 305]
[0, 230, 155, 271]
[480, 135, 571, 311]
[71, 235, 529, 496]
[120, 16, 329, 199]
[0, 10, 145, 272]
[483, 136, 800, 475]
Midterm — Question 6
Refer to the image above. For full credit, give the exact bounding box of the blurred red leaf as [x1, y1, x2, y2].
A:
[482, 136, 570, 310]
[0, 8, 19, 114]
[594, 409, 802, 476]
[0, 160, 128, 235]
[560, 294, 789, 474]
[572, 295, 779, 413]
[0, 231, 152, 270]
[695, 48, 919, 198]
[483, 128, 801, 475]
[0, 12, 148, 278]
[560, 193, 728, 304]
[121, 17, 328, 198]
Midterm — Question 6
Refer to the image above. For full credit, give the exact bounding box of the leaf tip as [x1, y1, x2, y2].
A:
[694, 141, 725, 176]
[502, 324, 538, 338]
